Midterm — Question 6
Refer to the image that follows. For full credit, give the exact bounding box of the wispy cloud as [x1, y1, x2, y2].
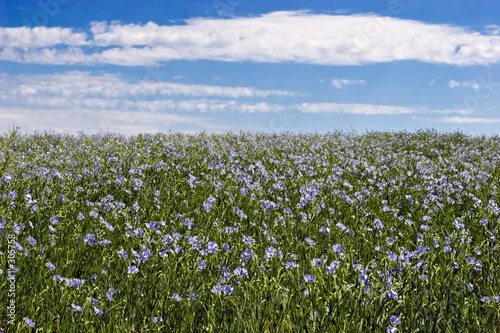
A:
[0, 71, 297, 98]
[296, 103, 472, 115]
[442, 116, 500, 124]
[1, 11, 500, 66]
[0, 107, 215, 134]
[448, 80, 481, 91]
[0, 71, 475, 134]
[0, 71, 471, 115]
[331, 79, 366, 89]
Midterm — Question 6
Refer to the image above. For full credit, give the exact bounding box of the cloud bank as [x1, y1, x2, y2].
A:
[0, 71, 475, 134]
[1, 11, 499, 66]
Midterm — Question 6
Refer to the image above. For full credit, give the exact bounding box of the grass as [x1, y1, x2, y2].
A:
[0, 130, 499, 332]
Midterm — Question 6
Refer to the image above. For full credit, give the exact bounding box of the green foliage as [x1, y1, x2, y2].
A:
[0, 131, 499, 332]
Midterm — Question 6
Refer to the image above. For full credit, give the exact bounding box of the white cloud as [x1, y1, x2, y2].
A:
[0, 71, 291, 133]
[296, 103, 472, 115]
[0, 71, 296, 98]
[448, 79, 480, 91]
[1, 11, 500, 66]
[442, 116, 500, 124]
[0, 27, 87, 49]
[12, 96, 286, 113]
[0, 71, 475, 134]
[0, 71, 472, 116]
[0, 107, 213, 134]
[331, 79, 366, 89]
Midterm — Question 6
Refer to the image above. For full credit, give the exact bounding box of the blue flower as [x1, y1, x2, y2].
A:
[466, 256, 476, 265]
[305, 237, 316, 247]
[332, 244, 343, 253]
[387, 290, 399, 301]
[117, 248, 129, 259]
[46, 262, 56, 271]
[240, 249, 254, 261]
[454, 217, 465, 231]
[211, 284, 224, 294]
[106, 287, 116, 301]
[84, 233, 98, 246]
[206, 241, 219, 254]
[374, 219, 384, 230]
[93, 306, 103, 316]
[128, 265, 139, 274]
[27, 236, 37, 246]
[319, 226, 330, 234]
[265, 247, 280, 261]
[260, 200, 277, 212]
[71, 303, 83, 312]
[303, 274, 316, 283]
[211, 284, 233, 296]
[474, 262, 483, 271]
[242, 235, 254, 246]
[326, 261, 341, 274]
[198, 259, 207, 270]
[99, 239, 112, 246]
[203, 196, 216, 212]
[89, 210, 99, 219]
[172, 292, 183, 302]
[420, 224, 431, 231]
[285, 261, 298, 269]
[233, 267, 248, 277]
[23, 317, 36, 328]
[312, 258, 323, 267]
[387, 251, 398, 261]
[67, 278, 85, 288]
[223, 285, 234, 295]
[390, 315, 401, 325]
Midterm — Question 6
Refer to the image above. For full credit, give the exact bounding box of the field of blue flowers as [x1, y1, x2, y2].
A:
[0, 131, 499, 332]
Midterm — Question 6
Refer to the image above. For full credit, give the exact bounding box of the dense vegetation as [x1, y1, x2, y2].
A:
[0, 131, 499, 332]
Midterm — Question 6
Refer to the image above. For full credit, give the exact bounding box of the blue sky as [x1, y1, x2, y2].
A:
[0, 0, 499, 134]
